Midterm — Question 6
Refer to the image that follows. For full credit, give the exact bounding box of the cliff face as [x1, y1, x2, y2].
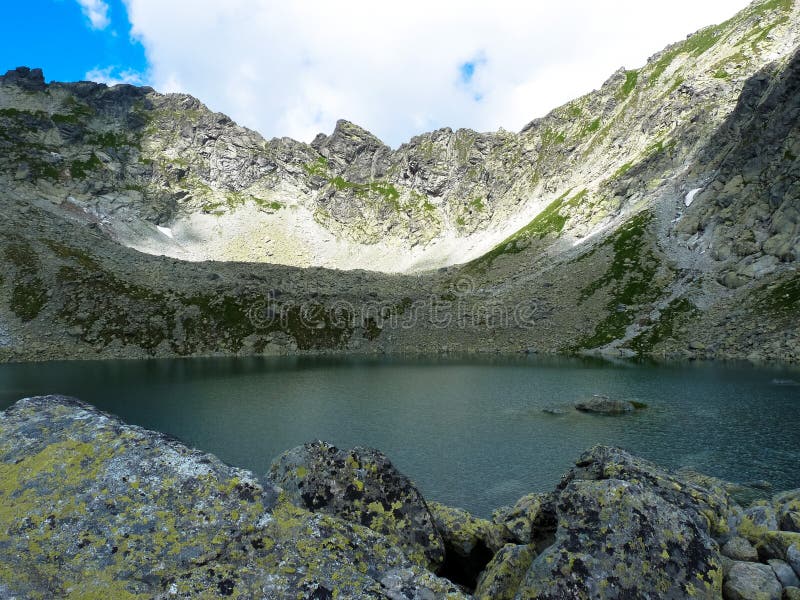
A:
[0, 0, 798, 362]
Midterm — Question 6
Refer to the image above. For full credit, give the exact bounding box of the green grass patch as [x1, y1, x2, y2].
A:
[648, 25, 722, 87]
[618, 70, 639, 99]
[759, 276, 800, 315]
[0, 108, 48, 120]
[70, 153, 103, 179]
[713, 69, 730, 79]
[51, 113, 80, 125]
[330, 177, 401, 207]
[229, 193, 285, 212]
[612, 162, 633, 180]
[753, 0, 792, 12]
[89, 131, 135, 149]
[645, 139, 676, 156]
[627, 297, 696, 354]
[567, 104, 582, 118]
[10, 281, 47, 322]
[29, 161, 61, 180]
[303, 156, 329, 177]
[542, 128, 566, 145]
[572, 212, 665, 350]
[667, 76, 686, 95]
[469, 197, 486, 212]
[4, 242, 47, 322]
[413, 191, 436, 213]
[466, 189, 587, 270]
[62, 96, 94, 118]
[747, 15, 789, 49]
[45, 241, 100, 271]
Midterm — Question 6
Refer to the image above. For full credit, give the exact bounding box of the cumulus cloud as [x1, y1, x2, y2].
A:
[85, 66, 145, 86]
[76, 0, 111, 30]
[122, 0, 751, 146]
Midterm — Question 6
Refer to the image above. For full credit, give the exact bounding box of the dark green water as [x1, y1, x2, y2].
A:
[1, 355, 799, 517]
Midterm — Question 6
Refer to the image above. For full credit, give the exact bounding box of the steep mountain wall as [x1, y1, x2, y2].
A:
[0, 0, 798, 362]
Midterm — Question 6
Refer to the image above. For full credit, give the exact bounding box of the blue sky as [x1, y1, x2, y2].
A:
[0, 0, 753, 146]
[1, 0, 147, 84]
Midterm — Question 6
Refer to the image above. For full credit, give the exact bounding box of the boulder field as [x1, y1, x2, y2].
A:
[0, 395, 798, 599]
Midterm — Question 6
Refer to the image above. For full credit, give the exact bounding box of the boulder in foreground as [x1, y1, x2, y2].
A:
[268, 440, 446, 571]
[0, 396, 464, 599]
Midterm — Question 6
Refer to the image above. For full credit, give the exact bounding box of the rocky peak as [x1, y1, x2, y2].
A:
[1, 66, 46, 92]
[313, 119, 389, 166]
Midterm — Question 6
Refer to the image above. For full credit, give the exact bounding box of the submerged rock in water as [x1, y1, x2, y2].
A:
[541, 406, 568, 415]
[575, 395, 636, 414]
[0, 396, 465, 599]
[771, 379, 800, 386]
[267, 440, 446, 571]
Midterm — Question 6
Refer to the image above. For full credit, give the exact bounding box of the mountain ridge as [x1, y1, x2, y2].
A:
[0, 0, 798, 363]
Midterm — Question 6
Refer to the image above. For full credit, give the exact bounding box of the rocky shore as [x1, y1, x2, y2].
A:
[1, 396, 798, 598]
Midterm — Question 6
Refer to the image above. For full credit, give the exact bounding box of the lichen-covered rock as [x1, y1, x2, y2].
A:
[427, 501, 507, 589]
[768, 559, 800, 588]
[679, 469, 769, 508]
[757, 531, 800, 577]
[473, 544, 536, 600]
[471, 446, 738, 598]
[723, 537, 760, 562]
[491, 492, 556, 547]
[428, 501, 506, 555]
[742, 504, 780, 539]
[0, 396, 467, 599]
[267, 440, 445, 570]
[785, 587, 800, 600]
[518, 478, 723, 599]
[560, 445, 739, 539]
[775, 490, 800, 533]
[723, 561, 782, 600]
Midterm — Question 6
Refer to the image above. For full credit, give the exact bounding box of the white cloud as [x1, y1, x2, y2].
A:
[85, 66, 145, 86]
[122, 0, 752, 147]
[76, 0, 111, 30]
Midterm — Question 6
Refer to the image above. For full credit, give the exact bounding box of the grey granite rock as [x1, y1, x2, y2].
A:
[268, 440, 445, 570]
[723, 561, 782, 600]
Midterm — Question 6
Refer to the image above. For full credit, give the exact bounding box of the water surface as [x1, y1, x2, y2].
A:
[1, 355, 798, 517]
